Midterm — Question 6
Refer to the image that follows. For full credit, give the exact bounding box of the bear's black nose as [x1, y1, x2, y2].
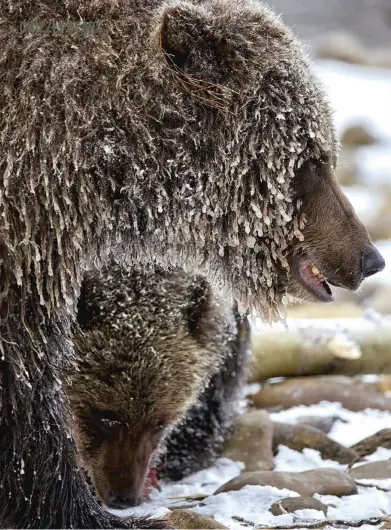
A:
[107, 491, 140, 509]
[361, 246, 385, 278]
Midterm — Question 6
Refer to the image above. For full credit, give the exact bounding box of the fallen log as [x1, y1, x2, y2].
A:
[249, 316, 391, 382]
[251, 376, 391, 412]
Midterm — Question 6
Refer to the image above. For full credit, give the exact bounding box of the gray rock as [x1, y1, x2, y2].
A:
[350, 460, 391, 481]
[223, 410, 274, 472]
[167, 510, 227, 529]
[252, 377, 391, 412]
[215, 468, 357, 497]
[352, 429, 391, 459]
[269, 496, 328, 516]
[297, 415, 339, 434]
[341, 124, 378, 148]
[272, 421, 357, 464]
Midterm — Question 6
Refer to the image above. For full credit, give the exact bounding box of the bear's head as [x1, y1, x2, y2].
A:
[128, 0, 384, 319]
[3, 0, 384, 317]
[68, 266, 234, 509]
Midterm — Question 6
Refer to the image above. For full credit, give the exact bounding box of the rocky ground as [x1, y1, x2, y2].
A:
[117, 373, 391, 529]
[119, 374, 391, 529]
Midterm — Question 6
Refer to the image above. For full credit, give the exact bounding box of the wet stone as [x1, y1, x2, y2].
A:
[215, 468, 357, 497]
[269, 496, 329, 516]
[349, 460, 391, 481]
[166, 509, 227, 529]
[272, 421, 357, 464]
[222, 410, 274, 472]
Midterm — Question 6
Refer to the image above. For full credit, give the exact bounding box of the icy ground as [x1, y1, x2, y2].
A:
[112, 61, 391, 528]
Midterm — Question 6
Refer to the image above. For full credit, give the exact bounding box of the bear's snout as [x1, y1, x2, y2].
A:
[361, 245, 385, 279]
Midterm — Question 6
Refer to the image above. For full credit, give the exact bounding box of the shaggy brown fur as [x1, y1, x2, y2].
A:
[0, 0, 384, 527]
[159, 301, 250, 483]
[69, 265, 246, 509]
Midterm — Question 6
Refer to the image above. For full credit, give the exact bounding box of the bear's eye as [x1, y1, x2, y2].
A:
[309, 160, 320, 175]
[309, 154, 330, 177]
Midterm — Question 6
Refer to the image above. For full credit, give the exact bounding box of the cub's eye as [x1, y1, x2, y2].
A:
[100, 417, 121, 431]
[309, 155, 330, 177]
[92, 410, 122, 436]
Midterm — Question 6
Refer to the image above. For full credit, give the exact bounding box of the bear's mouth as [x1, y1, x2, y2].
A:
[294, 254, 334, 302]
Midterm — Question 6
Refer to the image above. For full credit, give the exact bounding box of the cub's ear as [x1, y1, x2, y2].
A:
[158, 2, 230, 84]
[185, 276, 213, 338]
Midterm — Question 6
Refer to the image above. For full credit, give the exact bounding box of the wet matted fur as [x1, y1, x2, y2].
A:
[0, 0, 383, 527]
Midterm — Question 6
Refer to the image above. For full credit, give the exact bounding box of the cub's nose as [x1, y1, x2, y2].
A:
[361, 246, 386, 278]
[107, 491, 140, 509]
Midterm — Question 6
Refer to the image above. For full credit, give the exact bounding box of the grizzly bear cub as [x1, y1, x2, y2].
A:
[68, 264, 250, 510]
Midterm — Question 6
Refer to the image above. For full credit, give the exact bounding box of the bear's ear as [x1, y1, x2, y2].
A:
[159, 5, 193, 72]
[158, 2, 229, 84]
[185, 276, 213, 339]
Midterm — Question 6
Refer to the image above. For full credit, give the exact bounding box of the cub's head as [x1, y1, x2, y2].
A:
[68, 266, 234, 509]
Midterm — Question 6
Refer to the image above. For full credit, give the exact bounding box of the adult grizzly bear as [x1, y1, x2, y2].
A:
[69, 265, 249, 509]
[0, 0, 384, 528]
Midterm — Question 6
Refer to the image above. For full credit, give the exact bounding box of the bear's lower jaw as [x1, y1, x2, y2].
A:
[293, 254, 334, 303]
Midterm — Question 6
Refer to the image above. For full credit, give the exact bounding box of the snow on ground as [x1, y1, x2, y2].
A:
[273, 444, 346, 472]
[252, 313, 391, 331]
[113, 60, 391, 528]
[117, 403, 391, 527]
[270, 401, 391, 447]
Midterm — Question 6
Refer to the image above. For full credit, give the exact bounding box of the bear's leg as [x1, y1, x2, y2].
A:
[0, 288, 169, 529]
